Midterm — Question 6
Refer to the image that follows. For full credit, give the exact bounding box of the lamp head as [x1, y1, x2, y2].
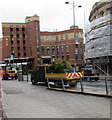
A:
[78, 5, 82, 8]
[65, 1, 69, 4]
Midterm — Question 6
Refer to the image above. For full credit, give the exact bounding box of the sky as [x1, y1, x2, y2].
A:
[0, 0, 100, 37]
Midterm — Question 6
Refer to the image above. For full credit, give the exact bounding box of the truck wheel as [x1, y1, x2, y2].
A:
[70, 82, 78, 87]
[54, 82, 59, 87]
[54, 81, 62, 87]
[15, 74, 17, 80]
[95, 78, 99, 81]
[31, 79, 37, 85]
[4, 74, 8, 80]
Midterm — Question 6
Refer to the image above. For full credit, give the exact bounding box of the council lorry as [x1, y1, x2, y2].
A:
[31, 64, 84, 87]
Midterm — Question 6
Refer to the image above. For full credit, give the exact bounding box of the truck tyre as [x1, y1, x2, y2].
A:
[15, 74, 17, 80]
[4, 74, 8, 80]
[70, 82, 78, 87]
[95, 78, 99, 81]
[31, 79, 37, 85]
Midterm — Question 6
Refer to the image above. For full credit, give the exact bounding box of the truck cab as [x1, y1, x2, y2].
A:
[31, 65, 46, 85]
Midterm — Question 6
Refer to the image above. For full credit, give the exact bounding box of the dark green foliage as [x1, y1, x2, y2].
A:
[28, 69, 34, 74]
[48, 59, 73, 73]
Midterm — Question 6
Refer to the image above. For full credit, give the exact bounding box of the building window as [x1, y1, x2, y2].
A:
[46, 36, 49, 41]
[62, 55, 64, 59]
[75, 44, 78, 54]
[51, 36, 55, 41]
[24, 53, 26, 56]
[65, 34, 68, 40]
[100, 11, 104, 17]
[40, 36, 44, 41]
[75, 32, 79, 44]
[60, 35, 63, 40]
[22, 26, 25, 31]
[16, 26, 19, 32]
[66, 54, 69, 60]
[35, 21, 38, 30]
[94, 16, 96, 20]
[61, 45, 64, 55]
[56, 46, 60, 58]
[30, 47, 32, 56]
[18, 53, 20, 57]
[52, 45, 55, 55]
[56, 36, 59, 41]
[37, 46, 39, 53]
[46, 46, 50, 55]
[75, 54, 78, 60]
[11, 47, 14, 55]
[41, 46, 45, 55]
[66, 44, 69, 54]
[80, 54, 83, 59]
[10, 25, 13, 34]
[80, 42, 83, 54]
[52, 56, 55, 62]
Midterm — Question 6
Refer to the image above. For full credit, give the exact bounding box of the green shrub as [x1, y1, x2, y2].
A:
[48, 59, 73, 73]
[28, 69, 34, 74]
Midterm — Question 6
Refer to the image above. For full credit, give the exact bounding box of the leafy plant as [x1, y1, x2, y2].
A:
[48, 59, 73, 73]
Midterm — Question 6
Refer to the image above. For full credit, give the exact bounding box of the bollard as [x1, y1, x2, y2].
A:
[27, 73, 28, 82]
[80, 77, 84, 92]
[61, 78, 65, 90]
[47, 78, 50, 88]
[105, 78, 109, 95]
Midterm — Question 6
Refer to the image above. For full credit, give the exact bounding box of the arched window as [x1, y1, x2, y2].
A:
[22, 26, 25, 31]
[16, 25, 19, 31]
[10, 25, 13, 31]
[100, 11, 104, 17]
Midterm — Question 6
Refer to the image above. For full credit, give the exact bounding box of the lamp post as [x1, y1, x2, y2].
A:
[65, 0, 82, 63]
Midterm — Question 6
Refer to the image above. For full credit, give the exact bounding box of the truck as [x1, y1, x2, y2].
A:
[31, 64, 84, 87]
[82, 66, 99, 81]
[3, 66, 17, 80]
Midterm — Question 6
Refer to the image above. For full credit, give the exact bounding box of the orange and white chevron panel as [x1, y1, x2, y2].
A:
[66, 72, 84, 79]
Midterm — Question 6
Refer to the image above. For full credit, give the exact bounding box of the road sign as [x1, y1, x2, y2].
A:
[10, 55, 14, 60]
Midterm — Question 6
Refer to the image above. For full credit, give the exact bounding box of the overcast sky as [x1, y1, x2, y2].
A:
[0, 0, 100, 37]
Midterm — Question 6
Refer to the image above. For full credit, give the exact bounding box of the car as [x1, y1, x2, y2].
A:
[83, 68, 99, 81]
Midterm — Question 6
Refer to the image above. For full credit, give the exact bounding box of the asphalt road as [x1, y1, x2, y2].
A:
[2, 79, 111, 118]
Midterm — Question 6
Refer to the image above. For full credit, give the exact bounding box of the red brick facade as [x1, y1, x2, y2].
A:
[0, 38, 2, 62]
[2, 15, 84, 69]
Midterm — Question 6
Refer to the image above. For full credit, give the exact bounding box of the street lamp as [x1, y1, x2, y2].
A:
[65, 1, 82, 27]
[65, 0, 82, 63]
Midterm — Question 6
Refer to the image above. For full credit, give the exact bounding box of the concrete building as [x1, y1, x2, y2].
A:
[85, 0, 112, 74]
[2, 15, 84, 69]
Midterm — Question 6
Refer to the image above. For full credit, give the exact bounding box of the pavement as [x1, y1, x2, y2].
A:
[1, 79, 111, 118]
[0, 77, 7, 119]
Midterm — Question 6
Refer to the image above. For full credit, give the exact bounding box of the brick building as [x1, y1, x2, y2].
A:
[0, 38, 2, 62]
[40, 26, 84, 66]
[2, 15, 84, 69]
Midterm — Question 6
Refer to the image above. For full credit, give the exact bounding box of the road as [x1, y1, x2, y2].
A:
[2, 79, 111, 118]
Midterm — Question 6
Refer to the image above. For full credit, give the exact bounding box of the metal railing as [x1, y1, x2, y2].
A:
[46, 75, 112, 96]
